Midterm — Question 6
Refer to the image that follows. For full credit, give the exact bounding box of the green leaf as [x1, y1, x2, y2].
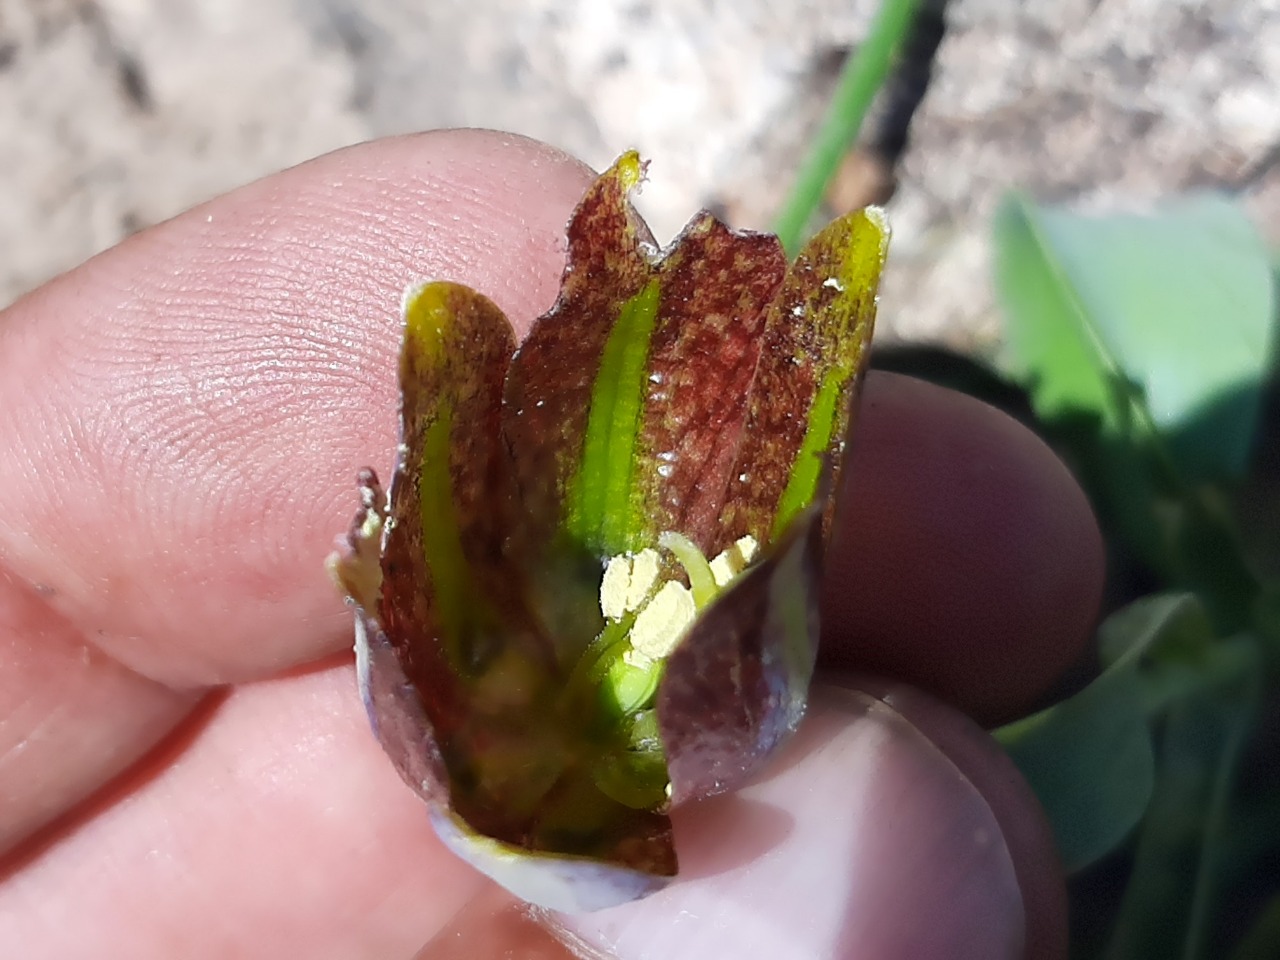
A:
[1097, 593, 1214, 669]
[1098, 592, 1219, 715]
[994, 197, 1269, 630]
[994, 196, 1116, 423]
[995, 594, 1202, 872]
[772, 0, 922, 253]
[995, 194, 1275, 482]
[1103, 636, 1262, 960]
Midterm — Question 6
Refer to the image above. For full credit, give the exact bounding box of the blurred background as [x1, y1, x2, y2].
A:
[3, 0, 1277, 345]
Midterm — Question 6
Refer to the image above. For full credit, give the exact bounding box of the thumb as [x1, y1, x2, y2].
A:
[417, 682, 1065, 960]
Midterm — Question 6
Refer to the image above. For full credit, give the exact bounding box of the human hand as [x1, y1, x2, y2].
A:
[0, 130, 1101, 959]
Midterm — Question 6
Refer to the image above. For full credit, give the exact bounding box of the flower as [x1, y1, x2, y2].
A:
[328, 153, 888, 912]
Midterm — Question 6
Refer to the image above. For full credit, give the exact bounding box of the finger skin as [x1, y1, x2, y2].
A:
[0, 669, 1060, 960]
[848, 677, 1067, 960]
[823, 374, 1104, 724]
[420, 682, 1065, 960]
[557, 685, 1028, 960]
[0, 570, 192, 849]
[414, 886, 575, 960]
[0, 129, 597, 688]
[0, 661, 489, 960]
[0, 130, 598, 853]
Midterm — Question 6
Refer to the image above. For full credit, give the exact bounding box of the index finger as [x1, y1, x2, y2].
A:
[0, 130, 596, 686]
[0, 130, 599, 852]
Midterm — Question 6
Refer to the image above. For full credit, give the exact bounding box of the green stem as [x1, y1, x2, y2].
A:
[773, 0, 921, 254]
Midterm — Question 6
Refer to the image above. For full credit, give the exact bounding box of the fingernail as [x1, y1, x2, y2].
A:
[550, 685, 1025, 960]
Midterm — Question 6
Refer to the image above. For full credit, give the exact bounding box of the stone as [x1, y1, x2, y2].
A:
[2, 0, 1275, 348]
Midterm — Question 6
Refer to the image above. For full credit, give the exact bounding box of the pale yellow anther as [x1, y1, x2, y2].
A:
[600, 554, 633, 620]
[626, 549, 661, 610]
[359, 510, 383, 542]
[710, 534, 760, 587]
[622, 646, 652, 669]
[599, 533, 757, 701]
[629, 580, 696, 663]
[600, 548, 663, 620]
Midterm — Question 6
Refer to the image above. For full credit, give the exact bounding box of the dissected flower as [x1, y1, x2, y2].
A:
[328, 153, 888, 912]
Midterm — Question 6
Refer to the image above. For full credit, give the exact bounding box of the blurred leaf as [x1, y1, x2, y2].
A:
[1103, 635, 1262, 960]
[1234, 351, 1280, 589]
[993, 195, 1174, 596]
[995, 198, 1268, 631]
[1099, 593, 1230, 717]
[1098, 593, 1214, 668]
[995, 194, 1275, 483]
[995, 594, 1200, 872]
[996, 678, 1151, 875]
[993, 196, 1116, 424]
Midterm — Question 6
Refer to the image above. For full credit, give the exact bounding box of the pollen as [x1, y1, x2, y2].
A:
[598, 531, 760, 703]
[627, 549, 661, 608]
[600, 548, 661, 620]
[628, 580, 697, 664]
[710, 535, 759, 587]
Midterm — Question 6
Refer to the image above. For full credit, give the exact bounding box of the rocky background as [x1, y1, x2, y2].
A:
[2, 0, 1277, 345]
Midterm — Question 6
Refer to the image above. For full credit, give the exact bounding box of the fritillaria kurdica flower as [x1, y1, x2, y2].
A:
[328, 153, 888, 912]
